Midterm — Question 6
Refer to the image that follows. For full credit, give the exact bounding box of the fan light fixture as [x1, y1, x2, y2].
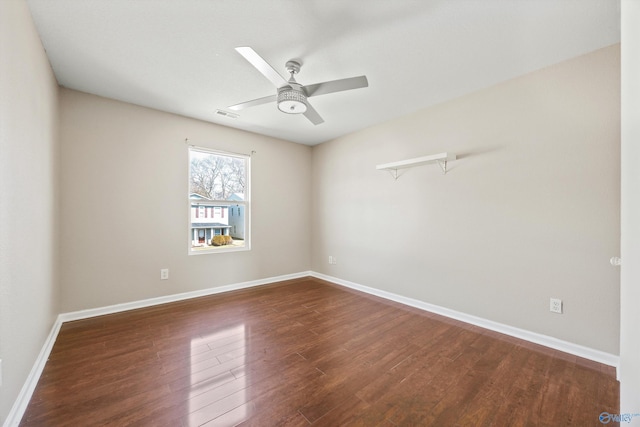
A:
[277, 87, 307, 114]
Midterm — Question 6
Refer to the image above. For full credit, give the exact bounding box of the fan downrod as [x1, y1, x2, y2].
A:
[285, 60, 302, 75]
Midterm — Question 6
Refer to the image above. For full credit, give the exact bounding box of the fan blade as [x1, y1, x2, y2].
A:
[235, 47, 289, 88]
[303, 102, 324, 125]
[303, 75, 368, 97]
[227, 94, 277, 111]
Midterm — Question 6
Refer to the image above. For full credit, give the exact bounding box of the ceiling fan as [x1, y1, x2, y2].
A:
[228, 47, 368, 125]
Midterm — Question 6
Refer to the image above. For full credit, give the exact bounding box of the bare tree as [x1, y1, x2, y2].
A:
[190, 153, 245, 200]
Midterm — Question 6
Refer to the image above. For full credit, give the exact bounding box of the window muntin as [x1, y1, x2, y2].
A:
[189, 147, 250, 254]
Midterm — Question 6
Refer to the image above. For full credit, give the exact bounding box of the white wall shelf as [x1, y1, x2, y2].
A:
[376, 152, 456, 179]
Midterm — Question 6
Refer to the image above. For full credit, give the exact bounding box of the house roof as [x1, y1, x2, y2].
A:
[189, 193, 211, 200]
[191, 223, 231, 229]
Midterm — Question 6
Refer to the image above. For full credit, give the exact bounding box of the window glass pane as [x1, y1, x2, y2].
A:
[189, 150, 245, 201]
[189, 148, 249, 253]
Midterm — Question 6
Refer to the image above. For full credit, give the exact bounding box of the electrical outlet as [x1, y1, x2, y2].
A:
[160, 269, 169, 280]
[328, 256, 337, 265]
[550, 298, 562, 314]
[0, 359, 3, 387]
[328, 256, 333, 264]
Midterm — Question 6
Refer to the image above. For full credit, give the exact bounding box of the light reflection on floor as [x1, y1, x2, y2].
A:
[187, 324, 248, 426]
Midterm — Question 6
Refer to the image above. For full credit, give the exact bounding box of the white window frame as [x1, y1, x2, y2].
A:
[188, 146, 251, 255]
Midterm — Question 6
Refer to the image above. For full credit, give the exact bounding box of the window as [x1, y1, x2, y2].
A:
[189, 146, 250, 254]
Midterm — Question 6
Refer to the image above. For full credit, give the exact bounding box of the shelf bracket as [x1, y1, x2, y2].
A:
[386, 169, 399, 180]
[437, 160, 448, 174]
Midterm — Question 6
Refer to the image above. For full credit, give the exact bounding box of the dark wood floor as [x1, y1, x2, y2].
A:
[20, 277, 618, 426]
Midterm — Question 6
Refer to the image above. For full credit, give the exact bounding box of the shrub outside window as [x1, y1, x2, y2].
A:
[189, 146, 250, 254]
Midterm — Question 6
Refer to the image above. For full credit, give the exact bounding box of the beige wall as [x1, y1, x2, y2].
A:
[58, 89, 311, 312]
[312, 45, 621, 354]
[0, 0, 60, 423]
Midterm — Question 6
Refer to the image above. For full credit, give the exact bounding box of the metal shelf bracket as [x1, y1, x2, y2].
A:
[437, 160, 448, 174]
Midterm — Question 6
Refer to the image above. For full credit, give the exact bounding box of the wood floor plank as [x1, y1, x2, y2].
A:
[19, 277, 618, 426]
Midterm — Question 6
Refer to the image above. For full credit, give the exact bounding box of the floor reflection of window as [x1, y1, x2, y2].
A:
[187, 324, 249, 426]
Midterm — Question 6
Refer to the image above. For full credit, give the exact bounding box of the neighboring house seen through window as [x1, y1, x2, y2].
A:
[189, 146, 250, 254]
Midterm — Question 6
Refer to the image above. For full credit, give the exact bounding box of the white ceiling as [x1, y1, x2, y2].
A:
[26, 0, 620, 146]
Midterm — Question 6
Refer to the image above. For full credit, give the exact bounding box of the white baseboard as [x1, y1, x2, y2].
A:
[58, 271, 312, 323]
[310, 271, 620, 369]
[3, 318, 63, 427]
[5, 269, 619, 427]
